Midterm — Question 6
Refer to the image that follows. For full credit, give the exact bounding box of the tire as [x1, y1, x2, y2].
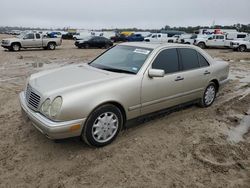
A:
[198, 42, 206, 49]
[82, 104, 123, 147]
[84, 44, 89, 49]
[238, 45, 246, 52]
[198, 82, 217, 108]
[104, 44, 110, 49]
[185, 42, 191, 45]
[47, 42, 56, 50]
[11, 43, 21, 51]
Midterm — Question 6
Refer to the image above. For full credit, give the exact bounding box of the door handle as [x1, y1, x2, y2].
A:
[204, 70, 211, 75]
[175, 76, 184, 81]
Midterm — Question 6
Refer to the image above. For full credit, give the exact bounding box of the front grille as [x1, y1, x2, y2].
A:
[25, 85, 41, 110]
[2, 40, 8, 45]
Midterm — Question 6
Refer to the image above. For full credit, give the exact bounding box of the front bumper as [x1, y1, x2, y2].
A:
[19, 92, 86, 139]
[1, 44, 11, 49]
[230, 44, 239, 49]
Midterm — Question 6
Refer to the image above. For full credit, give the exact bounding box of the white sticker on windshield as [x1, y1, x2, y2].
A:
[132, 67, 138, 71]
[134, 49, 150, 55]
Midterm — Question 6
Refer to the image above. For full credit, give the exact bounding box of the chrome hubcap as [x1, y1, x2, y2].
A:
[92, 112, 118, 143]
[50, 44, 55, 49]
[13, 45, 19, 51]
[204, 85, 215, 105]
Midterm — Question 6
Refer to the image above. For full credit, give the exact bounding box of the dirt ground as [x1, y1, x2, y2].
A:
[0, 34, 250, 188]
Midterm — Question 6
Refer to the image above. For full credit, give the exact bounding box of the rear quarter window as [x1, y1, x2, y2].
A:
[197, 52, 210, 67]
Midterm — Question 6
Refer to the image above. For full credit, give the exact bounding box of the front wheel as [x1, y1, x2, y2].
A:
[238, 45, 246, 52]
[199, 82, 217, 108]
[47, 42, 56, 50]
[11, 43, 21, 51]
[82, 104, 123, 147]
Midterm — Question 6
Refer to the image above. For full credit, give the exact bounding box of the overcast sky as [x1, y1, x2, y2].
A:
[0, 0, 250, 29]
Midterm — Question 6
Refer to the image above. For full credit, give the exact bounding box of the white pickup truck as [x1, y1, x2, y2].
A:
[194, 33, 249, 49]
[1, 32, 62, 51]
[230, 38, 250, 52]
[144, 33, 171, 42]
[181, 34, 210, 45]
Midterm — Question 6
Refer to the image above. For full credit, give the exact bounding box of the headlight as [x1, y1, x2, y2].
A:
[41, 98, 51, 116]
[49, 97, 62, 118]
[40, 96, 62, 119]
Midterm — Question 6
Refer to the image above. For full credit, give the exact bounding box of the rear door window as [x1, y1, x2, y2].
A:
[152, 48, 179, 74]
[36, 34, 40, 39]
[25, 33, 34, 39]
[178, 48, 200, 71]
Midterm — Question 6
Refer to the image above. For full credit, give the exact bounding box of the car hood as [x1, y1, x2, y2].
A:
[29, 64, 126, 96]
[2, 38, 19, 41]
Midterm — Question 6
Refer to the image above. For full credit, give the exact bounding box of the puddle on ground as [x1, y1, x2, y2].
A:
[228, 109, 250, 144]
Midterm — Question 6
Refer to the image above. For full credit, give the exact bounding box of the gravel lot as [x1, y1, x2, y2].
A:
[0, 34, 250, 187]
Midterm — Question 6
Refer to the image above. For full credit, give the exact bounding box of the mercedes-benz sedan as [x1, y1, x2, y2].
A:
[20, 43, 229, 147]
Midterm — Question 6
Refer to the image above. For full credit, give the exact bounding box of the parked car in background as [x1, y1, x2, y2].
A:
[126, 34, 144, 42]
[230, 38, 250, 52]
[73, 31, 91, 40]
[194, 33, 249, 49]
[110, 34, 128, 42]
[176, 34, 192, 43]
[182, 34, 210, 45]
[167, 35, 181, 43]
[144, 33, 169, 42]
[75, 36, 113, 49]
[62, 32, 76, 40]
[47, 32, 62, 38]
[19, 42, 229, 147]
[1, 32, 62, 51]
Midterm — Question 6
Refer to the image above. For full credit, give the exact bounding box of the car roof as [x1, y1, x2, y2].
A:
[119, 42, 194, 50]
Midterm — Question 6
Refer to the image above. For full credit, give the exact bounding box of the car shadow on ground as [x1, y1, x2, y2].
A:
[2, 48, 63, 52]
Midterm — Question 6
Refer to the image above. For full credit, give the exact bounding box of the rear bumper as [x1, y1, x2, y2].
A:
[19, 92, 86, 139]
[219, 78, 229, 88]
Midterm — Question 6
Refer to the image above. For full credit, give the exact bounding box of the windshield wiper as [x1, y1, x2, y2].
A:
[101, 67, 136, 74]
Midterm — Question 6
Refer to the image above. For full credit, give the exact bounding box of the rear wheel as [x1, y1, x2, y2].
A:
[199, 82, 217, 108]
[238, 45, 246, 52]
[104, 44, 110, 49]
[11, 43, 21, 51]
[84, 44, 90, 49]
[82, 104, 123, 147]
[198, 42, 206, 49]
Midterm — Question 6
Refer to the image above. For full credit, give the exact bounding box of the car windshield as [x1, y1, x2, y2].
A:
[90, 45, 152, 74]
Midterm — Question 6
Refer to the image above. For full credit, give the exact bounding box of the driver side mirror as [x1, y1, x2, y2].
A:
[148, 69, 165, 78]
[208, 37, 213, 40]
